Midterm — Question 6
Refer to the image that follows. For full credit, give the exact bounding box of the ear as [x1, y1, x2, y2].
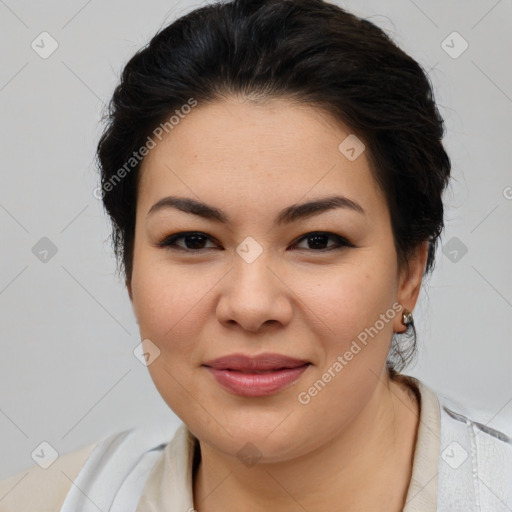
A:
[394, 241, 428, 333]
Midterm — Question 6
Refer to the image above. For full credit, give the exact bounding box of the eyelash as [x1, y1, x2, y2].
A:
[156, 231, 355, 253]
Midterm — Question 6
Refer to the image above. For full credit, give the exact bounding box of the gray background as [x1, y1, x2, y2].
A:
[1, 0, 511, 479]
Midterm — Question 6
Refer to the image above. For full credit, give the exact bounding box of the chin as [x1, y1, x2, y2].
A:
[187, 411, 317, 464]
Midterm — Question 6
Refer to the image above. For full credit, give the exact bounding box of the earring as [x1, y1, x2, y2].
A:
[401, 308, 413, 326]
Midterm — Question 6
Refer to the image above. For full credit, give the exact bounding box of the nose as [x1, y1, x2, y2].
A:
[216, 252, 293, 333]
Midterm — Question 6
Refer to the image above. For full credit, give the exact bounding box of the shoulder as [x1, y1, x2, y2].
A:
[437, 390, 512, 449]
[434, 388, 512, 509]
[0, 441, 98, 512]
[55, 421, 180, 511]
[0, 421, 178, 512]
[408, 376, 512, 509]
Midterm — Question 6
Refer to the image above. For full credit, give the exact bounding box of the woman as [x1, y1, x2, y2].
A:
[1, 0, 510, 510]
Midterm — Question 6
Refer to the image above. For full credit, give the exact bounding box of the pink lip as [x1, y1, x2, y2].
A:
[202, 353, 311, 397]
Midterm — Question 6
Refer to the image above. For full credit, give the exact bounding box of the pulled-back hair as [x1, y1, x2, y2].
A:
[96, 0, 451, 373]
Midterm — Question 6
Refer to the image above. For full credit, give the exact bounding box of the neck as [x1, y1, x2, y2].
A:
[193, 372, 420, 512]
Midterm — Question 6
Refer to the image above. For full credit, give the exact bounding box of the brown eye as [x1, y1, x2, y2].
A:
[293, 232, 354, 251]
[157, 232, 220, 251]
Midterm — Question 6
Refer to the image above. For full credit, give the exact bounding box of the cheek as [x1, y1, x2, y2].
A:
[131, 253, 218, 353]
[130, 257, 212, 416]
[292, 269, 398, 420]
[298, 262, 397, 339]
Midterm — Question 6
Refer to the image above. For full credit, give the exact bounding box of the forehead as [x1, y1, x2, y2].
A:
[137, 97, 386, 224]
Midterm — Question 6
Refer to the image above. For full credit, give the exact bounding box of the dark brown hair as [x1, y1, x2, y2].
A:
[96, 0, 451, 373]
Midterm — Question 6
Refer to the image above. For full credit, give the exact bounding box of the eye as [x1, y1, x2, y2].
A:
[156, 232, 220, 251]
[292, 231, 354, 251]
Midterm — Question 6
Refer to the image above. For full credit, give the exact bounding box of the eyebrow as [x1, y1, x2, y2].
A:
[146, 194, 365, 225]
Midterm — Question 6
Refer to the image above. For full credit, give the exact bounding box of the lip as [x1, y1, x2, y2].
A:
[202, 353, 311, 397]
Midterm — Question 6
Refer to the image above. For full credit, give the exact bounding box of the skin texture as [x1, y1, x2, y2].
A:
[127, 97, 428, 511]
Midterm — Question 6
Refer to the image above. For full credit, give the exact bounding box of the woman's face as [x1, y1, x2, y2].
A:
[128, 97, 423, 462]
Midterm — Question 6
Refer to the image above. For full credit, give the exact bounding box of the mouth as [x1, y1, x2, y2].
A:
[202, 354, 311, 397]
[202, 352, 310, 371]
